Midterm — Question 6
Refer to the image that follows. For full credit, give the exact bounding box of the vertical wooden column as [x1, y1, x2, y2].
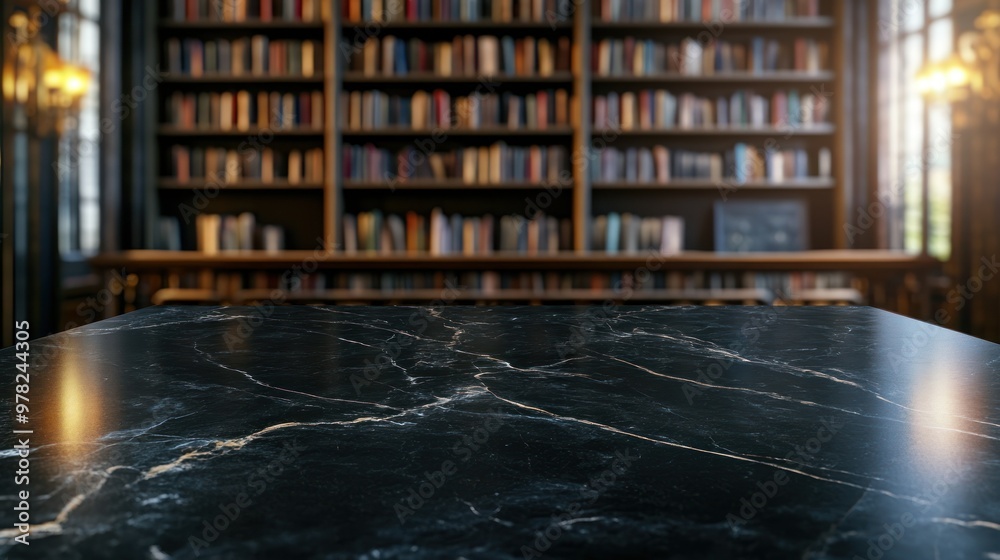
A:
[958, 114, 1000, 341]
[832, 0, 849, 249]
[1, 0, 13, 345]
[572, 2, 591, 253]
[324, 0, 342, 252]
[946, 2, 1000, 342]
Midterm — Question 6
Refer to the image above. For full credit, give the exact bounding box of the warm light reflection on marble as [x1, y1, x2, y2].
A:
[904, 333, 987, 474]
[910, 371, 965, 465]
[49, 340, 108, 461]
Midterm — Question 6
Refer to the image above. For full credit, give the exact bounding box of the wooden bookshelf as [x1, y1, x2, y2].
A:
[149, 0, 336, 252]
[100, 0, 943, 319]
[336, 2, 579, 251]
[142, 0, 846, 256]
[587, 1, 841, 252]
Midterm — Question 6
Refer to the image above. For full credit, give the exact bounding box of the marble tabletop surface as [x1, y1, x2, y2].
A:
[0, 305, 998, 559]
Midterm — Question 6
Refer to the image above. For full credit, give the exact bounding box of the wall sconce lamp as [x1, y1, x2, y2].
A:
[41, 51, 91, 109]
[3, 9, 90, 131]
[917, 9, 1000, 101]
[916, 54, 972, 99]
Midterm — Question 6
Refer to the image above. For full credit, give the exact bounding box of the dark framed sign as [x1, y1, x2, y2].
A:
[714, 200, 809, 252]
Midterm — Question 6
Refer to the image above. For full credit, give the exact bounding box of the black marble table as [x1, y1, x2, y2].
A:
[1, 305, 999, 559]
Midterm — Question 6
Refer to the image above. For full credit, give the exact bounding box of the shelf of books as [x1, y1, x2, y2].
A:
[102, 0, 939, 317]
[154, 0, 335, 257]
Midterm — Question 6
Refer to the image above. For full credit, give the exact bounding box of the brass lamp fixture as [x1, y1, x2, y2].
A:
[3, 8, 91, 133]
[917, 9, 1000, 103]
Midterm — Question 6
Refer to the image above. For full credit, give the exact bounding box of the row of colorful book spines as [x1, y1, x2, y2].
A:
[591, 37, 827, 74]
[164, 37, 320, 77]
[338, 151, 820, 184]
[167, 0, 325, 22]
[349, 35, 571, 75]
[589, 148, 813, 182]
[340, 162, 568, 184]
[342, 165, 568, 185]
[341, 0, 572, 23]
[594, 0, 822, 21]
[164, 214, 287, 253]
[344, 211, 572, 254]
[340, 87, 826, 130]
[338, 211, 685, 255]
[341, 144, 568, 183]
[342, 143, 811, 161]
[593, 90, 829, 128]
[169, 146, 324, 183]
[339, 0, 820, 24]
[591, 144, 811, 161]
[590, 214, 685, 253]
[347, 37, 825, 76]
[156, 212, 285, 253]
[342, 89, 571, 129]
[165, 91, 324, 130]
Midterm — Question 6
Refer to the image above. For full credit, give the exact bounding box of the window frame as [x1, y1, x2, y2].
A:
[878, 0, 954, 259]
[56, 2, 102, 259]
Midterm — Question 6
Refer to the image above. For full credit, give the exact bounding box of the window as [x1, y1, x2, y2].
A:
[878, 0, 953, 259]
[57, 0, 101, 256]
